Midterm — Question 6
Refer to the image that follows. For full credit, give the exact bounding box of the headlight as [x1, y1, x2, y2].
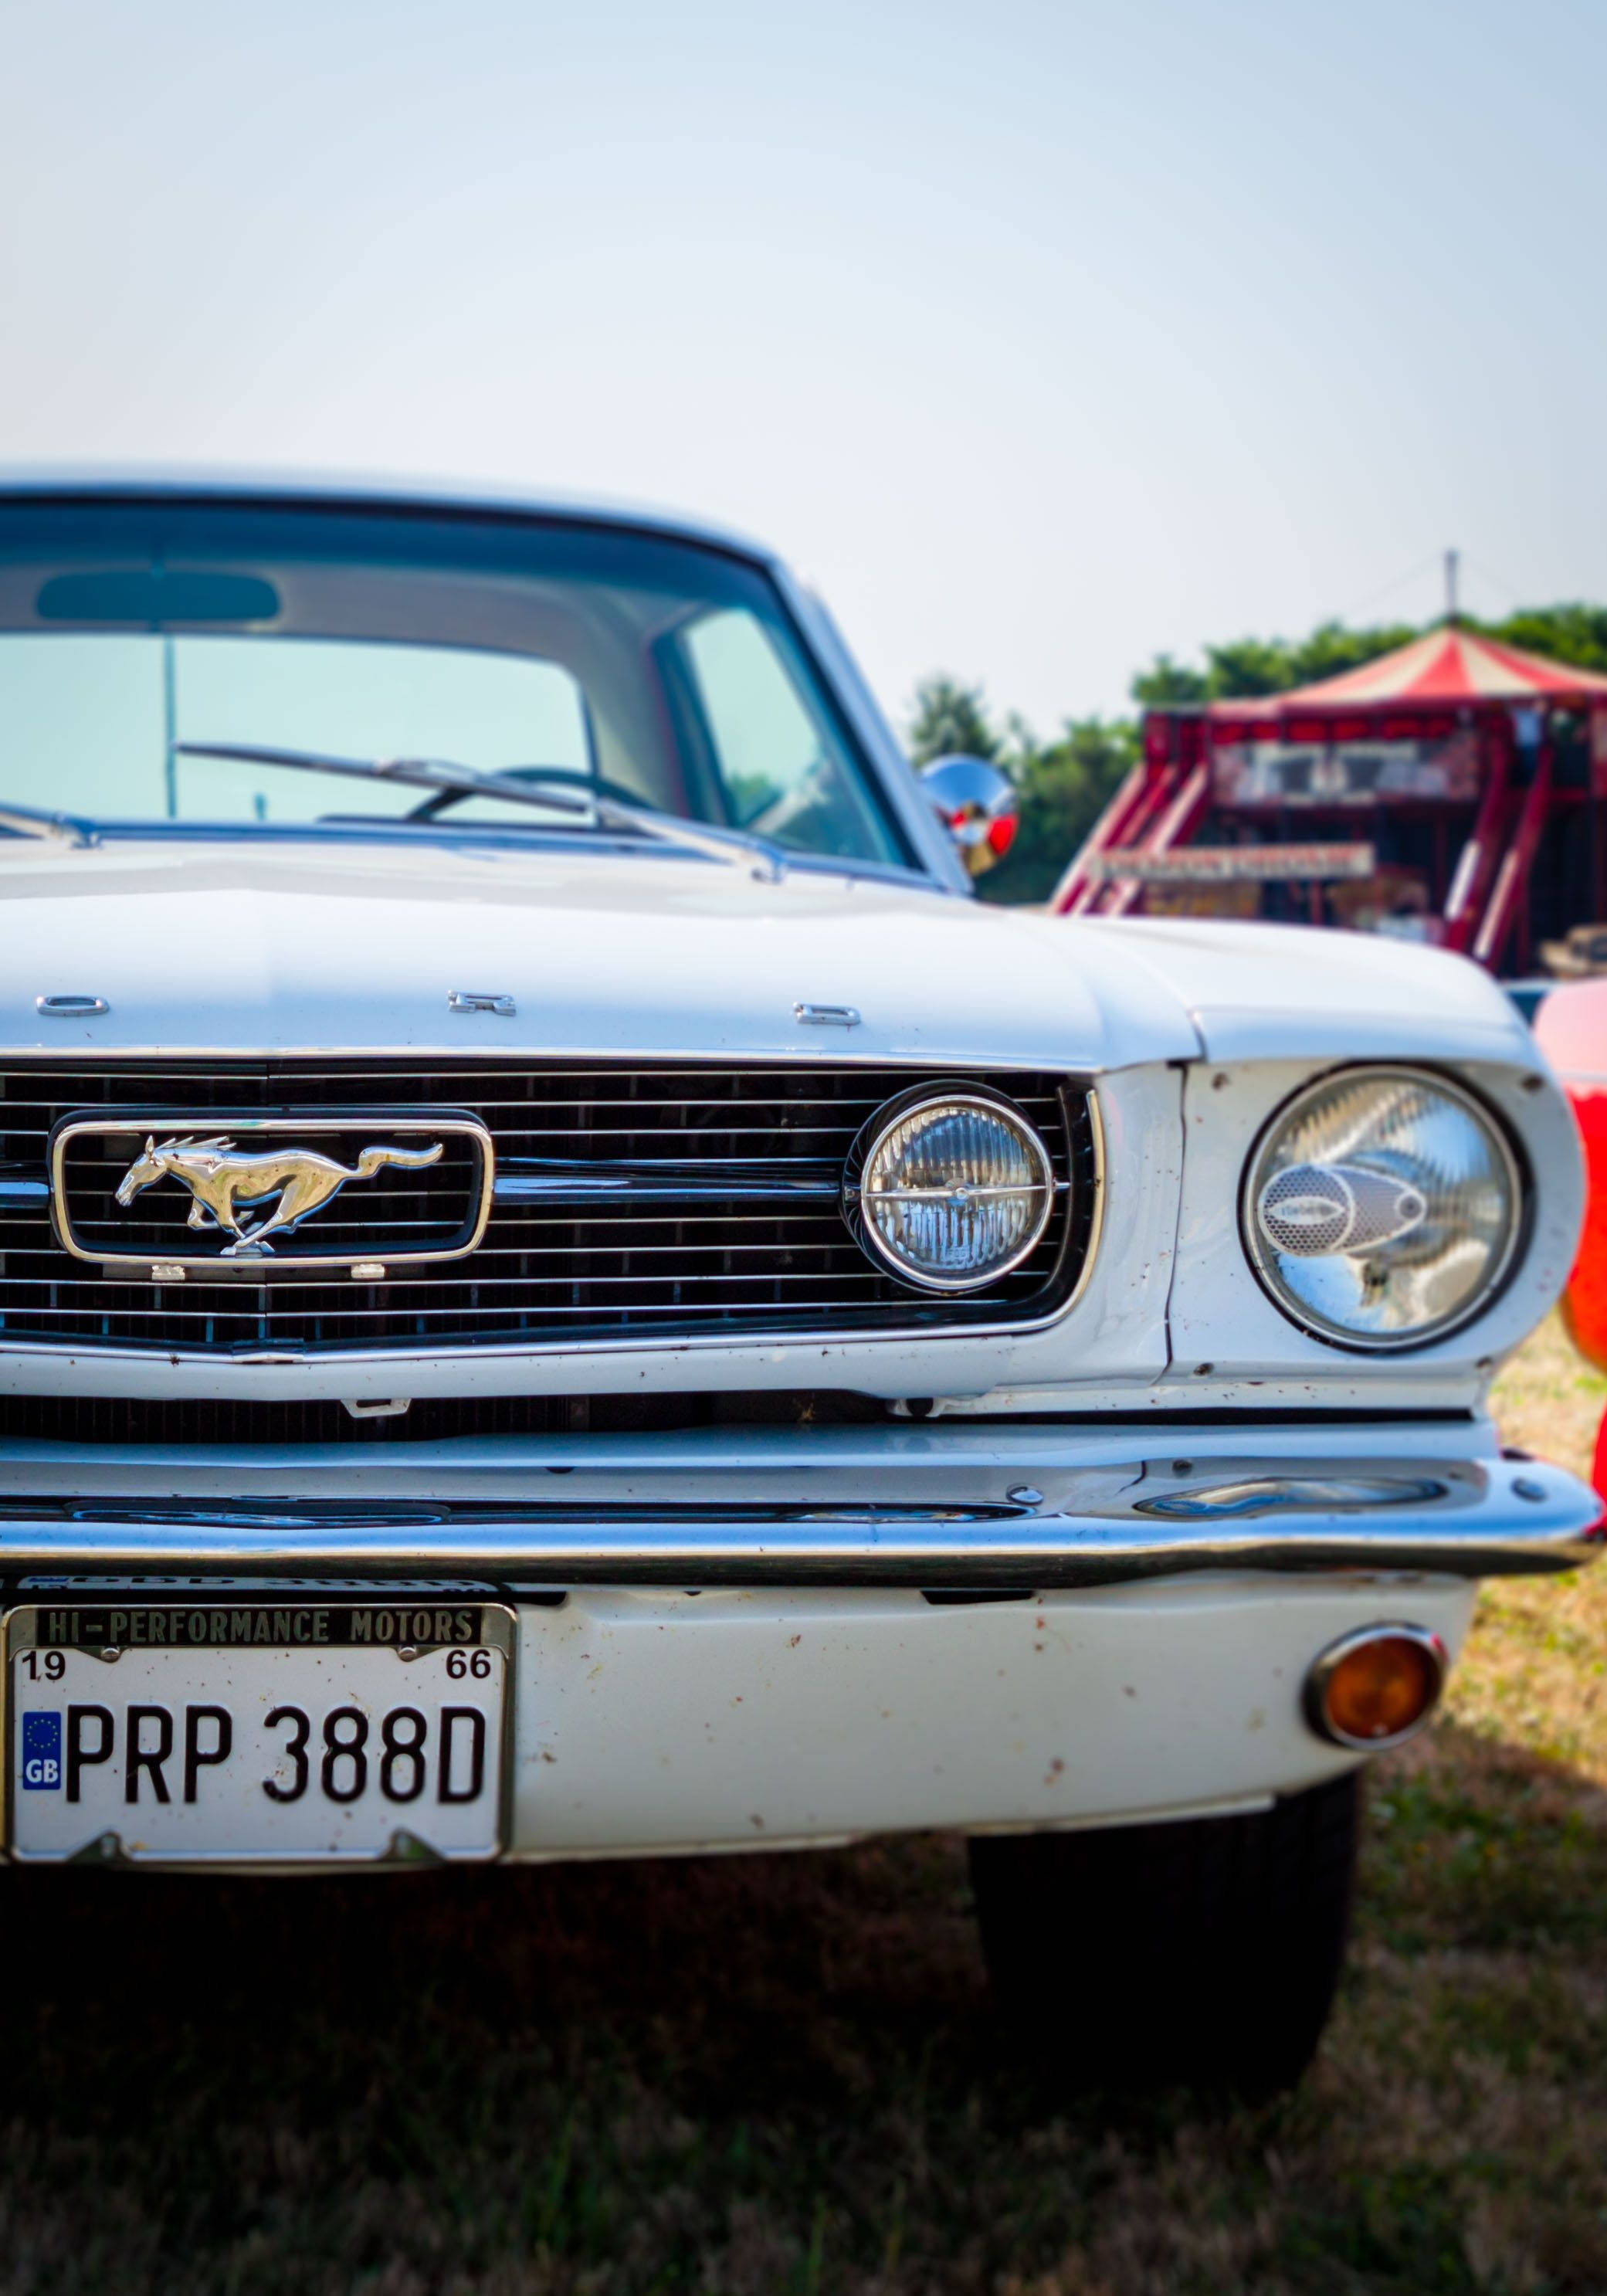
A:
[848, 1089, 1056, 1292]
[1243, 1066, 1522, 1350]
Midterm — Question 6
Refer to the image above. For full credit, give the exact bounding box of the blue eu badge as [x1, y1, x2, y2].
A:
[22, 1712, 61, 1790]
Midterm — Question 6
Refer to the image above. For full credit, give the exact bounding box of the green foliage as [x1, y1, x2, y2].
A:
[1187, 635, 1295, 699]
[978, 717, 1137, 905]
[1290, 618, 1420, 686]
[1127, 653, 1208, 707]
[1478, 602, 1607, 674]
[1130, 607, 1607, 710]
[906, 676, 1000, 765]
[1131, 618, 1419, 705]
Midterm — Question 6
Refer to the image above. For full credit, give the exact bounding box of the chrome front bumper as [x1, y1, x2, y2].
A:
[0, 1451, 1596, 1584]
[0, 1433, 1594, 1856]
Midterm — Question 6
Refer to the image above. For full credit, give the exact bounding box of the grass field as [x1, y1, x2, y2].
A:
[1, 1324, 1602, 2296]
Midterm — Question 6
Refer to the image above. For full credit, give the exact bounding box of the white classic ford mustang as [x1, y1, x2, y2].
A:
[0, 472, 1597, 2093]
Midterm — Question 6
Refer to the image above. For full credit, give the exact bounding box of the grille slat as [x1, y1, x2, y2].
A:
[0, 1063, 1094, 1355]
[0, 1390, 888, 1445]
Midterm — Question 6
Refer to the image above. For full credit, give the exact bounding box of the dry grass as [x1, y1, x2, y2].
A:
[1451, 1314, 1607, 1784]
[0, 1324, 1602, 2295]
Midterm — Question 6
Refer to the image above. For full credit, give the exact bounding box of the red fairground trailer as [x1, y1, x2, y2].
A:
[1534, 982, 1607, 1505]
[1051, 624, 1607, 973]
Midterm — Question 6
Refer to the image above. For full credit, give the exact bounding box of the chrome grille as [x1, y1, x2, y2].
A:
[0, 1063, 1093, 1355]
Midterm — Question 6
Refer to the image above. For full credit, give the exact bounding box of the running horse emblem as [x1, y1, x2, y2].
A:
[114, 1134, 446, 1255]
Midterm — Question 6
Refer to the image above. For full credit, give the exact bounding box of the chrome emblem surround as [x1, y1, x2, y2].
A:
[49, 1111, 495, 1270]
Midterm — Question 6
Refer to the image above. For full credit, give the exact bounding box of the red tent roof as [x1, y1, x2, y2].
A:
[1222, 626, 1607, 715]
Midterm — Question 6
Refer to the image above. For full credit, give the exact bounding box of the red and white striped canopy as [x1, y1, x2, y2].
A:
[1227, 626, 1607, 714]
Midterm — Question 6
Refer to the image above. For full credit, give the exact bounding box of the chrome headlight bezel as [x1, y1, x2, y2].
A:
[1239, 1063, 1527, 1353]
[845, 1084, 1059, 1294]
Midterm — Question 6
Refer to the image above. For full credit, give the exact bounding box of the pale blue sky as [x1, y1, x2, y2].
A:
[2, 0, 1604, 731]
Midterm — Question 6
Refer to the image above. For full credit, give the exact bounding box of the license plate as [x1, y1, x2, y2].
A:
[4, 1601, 514, 1866]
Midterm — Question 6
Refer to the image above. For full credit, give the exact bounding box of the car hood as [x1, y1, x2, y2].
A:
[1072, 915, 1536, 1066]
[0, 841, 1534, 1073]
[0, 840, 1198, 1070]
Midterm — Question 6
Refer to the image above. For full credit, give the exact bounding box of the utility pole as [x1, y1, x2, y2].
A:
[1444, 548, 1460, 626]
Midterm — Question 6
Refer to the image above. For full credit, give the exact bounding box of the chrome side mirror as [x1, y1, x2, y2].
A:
[919, 755, 1019, 877]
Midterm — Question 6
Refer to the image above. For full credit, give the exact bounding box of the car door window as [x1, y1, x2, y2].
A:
[676, 608, 902, 864]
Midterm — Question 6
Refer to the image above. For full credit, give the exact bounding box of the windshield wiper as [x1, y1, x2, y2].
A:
[172, 742, 785, 881]
[0, 800, 99, 850]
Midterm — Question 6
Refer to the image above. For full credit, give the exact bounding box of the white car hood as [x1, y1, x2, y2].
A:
[0, 841, 1198, 1070]
[1076, 916, 1537, 1067]
[0, 842, 1534, 1073]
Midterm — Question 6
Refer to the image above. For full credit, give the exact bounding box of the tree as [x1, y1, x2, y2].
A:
[1479, 604, 1607, 675]
[1131, 619, 1417, 705]
[975, 717, 1137, 906]
[1129, 653, 1209, 707]
[1283, 619, 1418, 687]
[906, 676, 1001, 764]
[1193, 636, 1295, 698]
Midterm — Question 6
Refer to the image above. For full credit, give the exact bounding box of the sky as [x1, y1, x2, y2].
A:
[3, 0, 1605, 736]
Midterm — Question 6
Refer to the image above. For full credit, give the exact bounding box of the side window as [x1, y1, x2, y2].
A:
[676, 609, 901, 864]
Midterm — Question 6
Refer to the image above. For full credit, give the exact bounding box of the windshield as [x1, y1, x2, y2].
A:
[0, 500, 910, 868]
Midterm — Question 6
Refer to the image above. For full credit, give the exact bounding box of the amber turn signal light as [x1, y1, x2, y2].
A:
[1305, 1626, 1446, 1752]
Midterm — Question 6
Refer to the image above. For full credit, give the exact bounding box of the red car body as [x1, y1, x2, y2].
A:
[1535, 980, 1607, 1500]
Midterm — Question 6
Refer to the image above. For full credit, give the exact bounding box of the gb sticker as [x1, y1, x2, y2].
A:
[22, 1713, 62, 1790]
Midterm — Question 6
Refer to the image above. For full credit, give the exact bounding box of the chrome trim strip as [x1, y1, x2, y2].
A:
[492, 1158, 842, 1206]
[0, 1462, 1594, 1583]
[0, 1046, 1114, 1073]
[0, 1316, 1044, 1365]
[1062, 1083, 1105, 1321]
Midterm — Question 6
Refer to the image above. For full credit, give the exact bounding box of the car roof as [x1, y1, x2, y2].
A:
[0, 465, 780, 570]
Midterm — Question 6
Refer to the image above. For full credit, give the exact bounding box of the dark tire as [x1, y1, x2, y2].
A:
[968, 1771, 1361, 2100]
